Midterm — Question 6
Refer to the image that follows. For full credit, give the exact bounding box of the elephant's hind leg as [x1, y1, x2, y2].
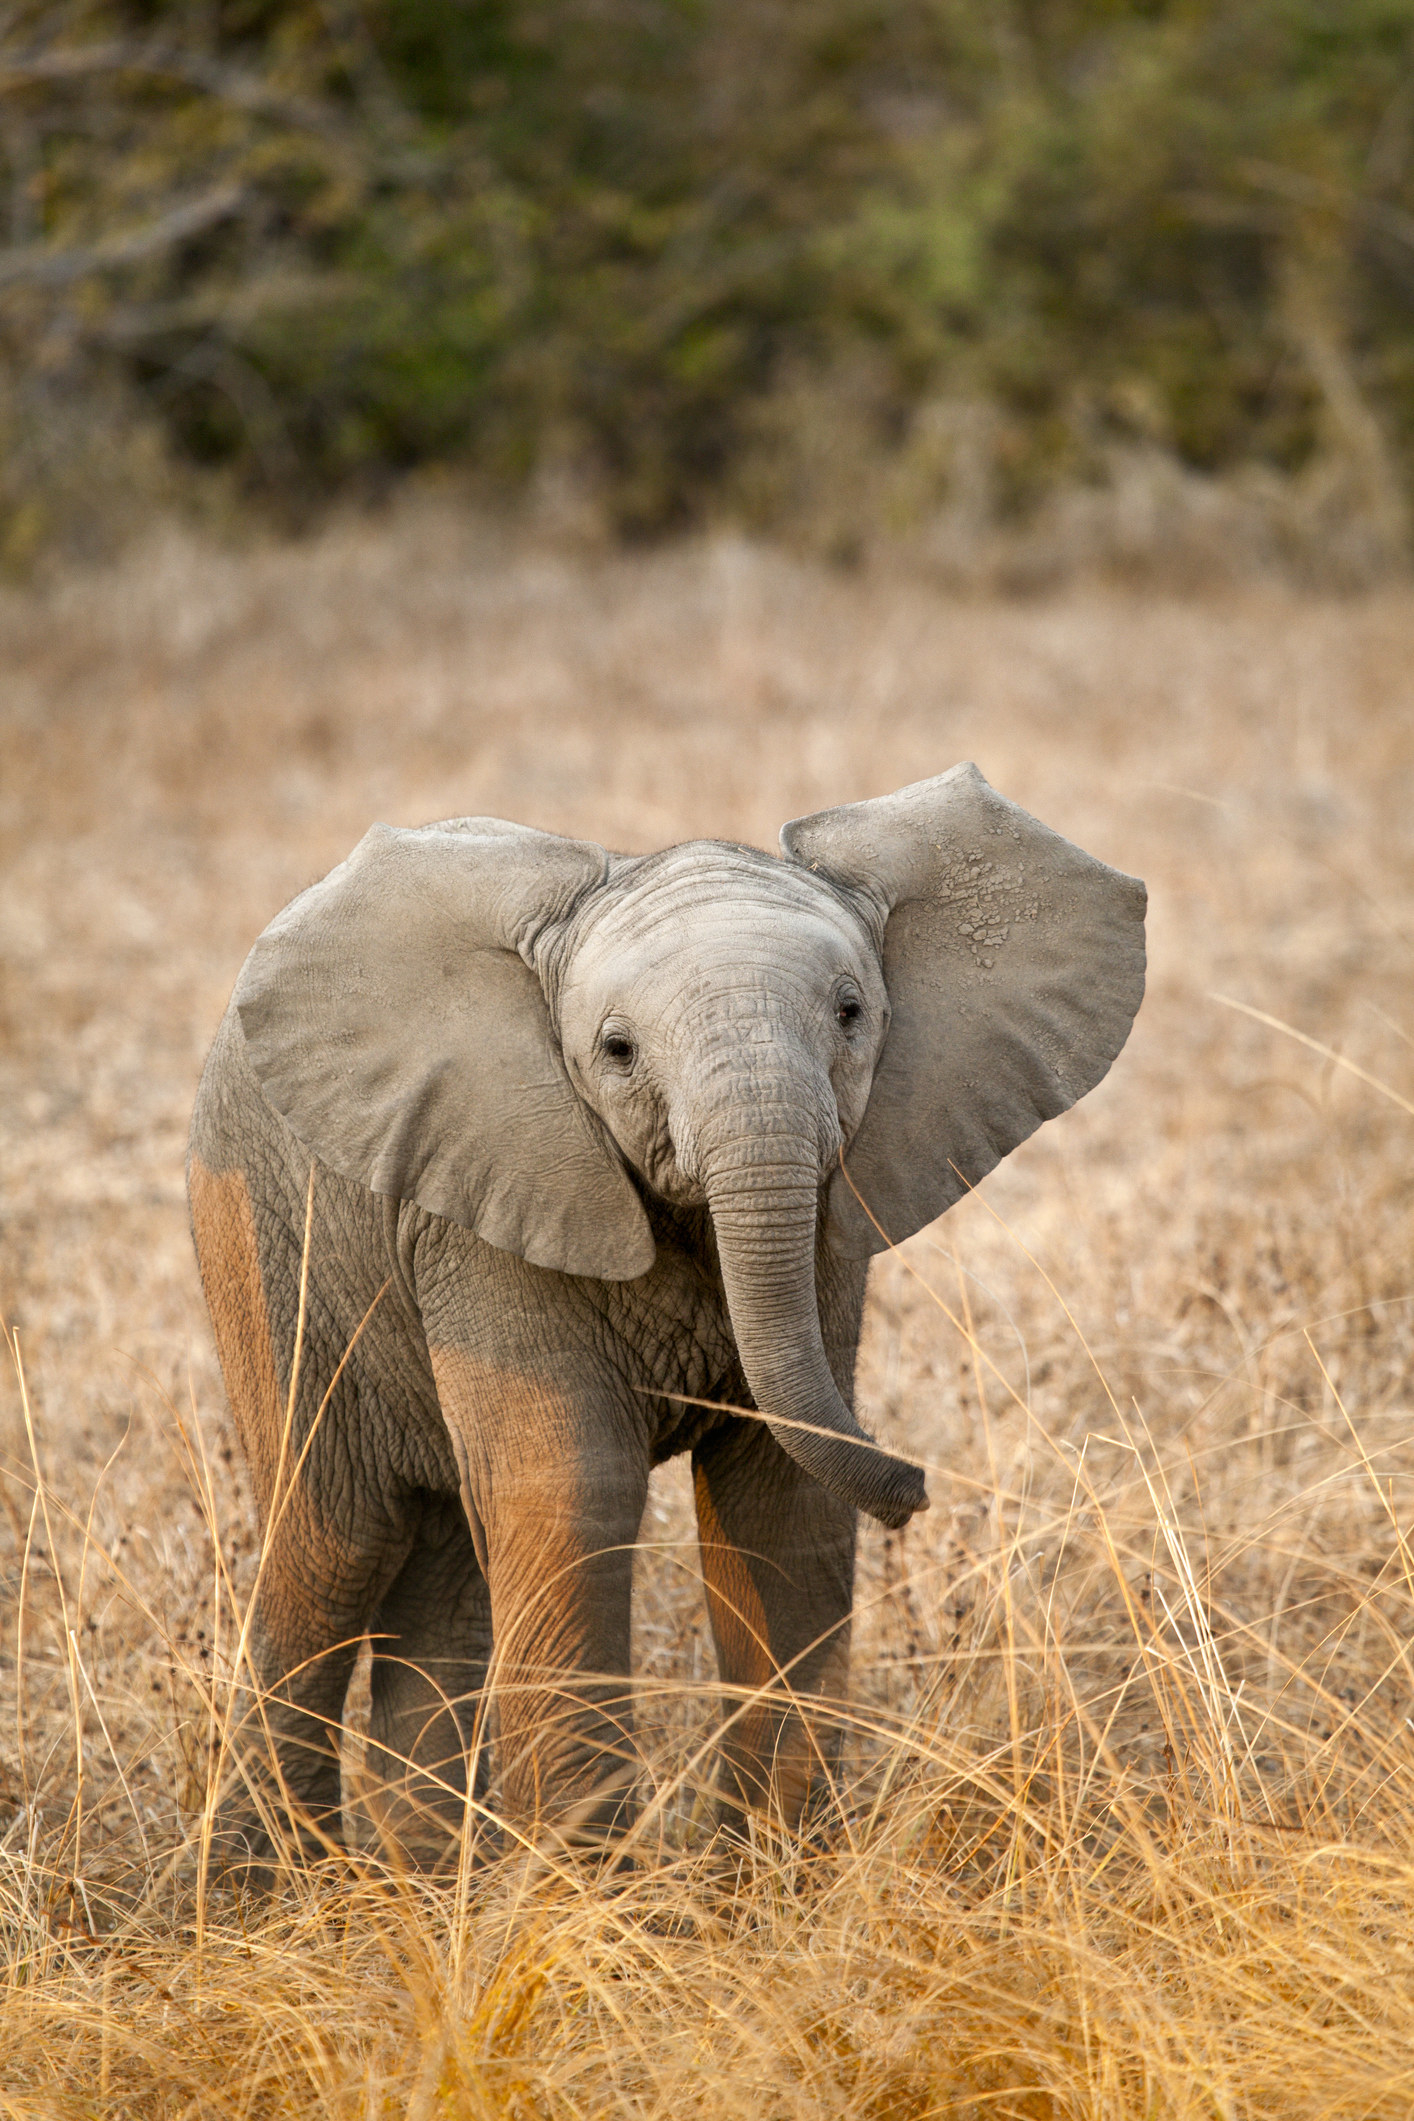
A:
[362, 1496, 492, 1869]
[190, 1153, 388, 1876]
[225, 1587, 364, 1872]
[211, 1487, 414, 1882]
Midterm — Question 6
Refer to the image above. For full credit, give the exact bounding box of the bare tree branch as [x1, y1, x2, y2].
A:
[1238, 157, 1414, 256]
[0, 40, 341, 137]
[0, 184, 245, 292]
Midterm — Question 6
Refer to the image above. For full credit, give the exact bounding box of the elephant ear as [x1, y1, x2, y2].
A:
[781, 764, 1146, 1258]
[234, 818, 655, 1280]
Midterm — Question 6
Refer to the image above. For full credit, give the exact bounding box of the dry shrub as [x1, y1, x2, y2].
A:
[0, 502, 1412, 2115]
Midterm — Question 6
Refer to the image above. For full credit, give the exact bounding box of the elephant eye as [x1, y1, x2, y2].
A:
[602, 1030, 636, 1065]
[837, 997, 863, 1028]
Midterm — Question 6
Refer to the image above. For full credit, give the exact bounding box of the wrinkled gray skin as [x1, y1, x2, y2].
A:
[188, 765, 1145, 1872]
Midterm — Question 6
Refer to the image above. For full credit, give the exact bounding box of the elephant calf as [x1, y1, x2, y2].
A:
[188, 763, 1144, 1871]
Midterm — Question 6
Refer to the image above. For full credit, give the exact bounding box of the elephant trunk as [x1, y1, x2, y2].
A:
[701, 1132, 927, 1530]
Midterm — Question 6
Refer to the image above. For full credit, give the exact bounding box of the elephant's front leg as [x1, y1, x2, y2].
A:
[431, 1345, 648, 1852]
[693, 1416, 856, 1834]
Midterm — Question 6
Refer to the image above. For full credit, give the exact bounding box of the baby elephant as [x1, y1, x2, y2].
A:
[188, 764, 1144, 1870]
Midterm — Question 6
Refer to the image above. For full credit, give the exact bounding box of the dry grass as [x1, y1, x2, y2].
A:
[2, 502, 1413, 2116]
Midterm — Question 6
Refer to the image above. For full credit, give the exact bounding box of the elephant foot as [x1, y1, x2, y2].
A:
[356, 1792, 483, 1877]
[196, 1764, 346, 1894]
[346, 1741, 494, 1876]
[705, 1773, 847, 1883]
[525, 1767, 640, 1863]
[199, 1810, 280, 1897]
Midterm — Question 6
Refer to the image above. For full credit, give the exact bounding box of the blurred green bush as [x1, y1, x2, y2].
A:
[4, 0, 1414, 568]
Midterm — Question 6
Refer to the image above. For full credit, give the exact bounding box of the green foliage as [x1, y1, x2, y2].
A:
[3, 0, 1414, 556]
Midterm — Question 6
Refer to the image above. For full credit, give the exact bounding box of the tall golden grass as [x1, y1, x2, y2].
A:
[1, 505, 1412, 2115]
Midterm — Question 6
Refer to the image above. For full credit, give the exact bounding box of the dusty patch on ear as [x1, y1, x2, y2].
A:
[782, 764, 1147, 1255]
[188, 1155, 284, 1500]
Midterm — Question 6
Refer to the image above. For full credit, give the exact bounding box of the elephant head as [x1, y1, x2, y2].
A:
[234, 767, 1146, 1530]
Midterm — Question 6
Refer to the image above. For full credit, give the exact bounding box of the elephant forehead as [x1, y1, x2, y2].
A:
[567, 905, 870, 1033]
[588, 845, 870, 958]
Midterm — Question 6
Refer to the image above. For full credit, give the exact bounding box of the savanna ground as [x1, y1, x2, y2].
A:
[1, 507, 1413, 2116]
